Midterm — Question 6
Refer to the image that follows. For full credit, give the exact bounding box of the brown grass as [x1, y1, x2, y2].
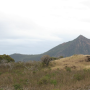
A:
[0, 55, 90, 90]
[51, 54, 90, 70]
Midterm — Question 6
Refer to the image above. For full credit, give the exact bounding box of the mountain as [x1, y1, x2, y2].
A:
[44, 35, 90, 57]
[10, 35, 90, 62]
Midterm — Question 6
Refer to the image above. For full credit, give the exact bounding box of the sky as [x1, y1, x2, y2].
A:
[0, 0, 90, 55]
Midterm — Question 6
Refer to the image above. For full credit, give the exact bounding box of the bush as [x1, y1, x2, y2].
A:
[0, 72, 2, 75]
[41, 55, 51, 66]
[58, 56, 63, 58]
[13, 84, 23, 90]
[65, 66, 71, 72]
[0, 54, 15, 63]
[0, 89, 3, 90]
[50, 57, 58, 60]
[50, 79, 57, 85]
[38, 76, 50, 85]
[73, 73, 84, 81]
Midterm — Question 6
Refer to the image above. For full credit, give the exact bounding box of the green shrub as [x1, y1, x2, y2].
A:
[65, 66, 71, 72]
[50, 79, 57, 85]
[50, 57, 58, 60]
[51, 73, 56, 76]
[13, 84, 23, 90]
[0, 54, 15, 63]
[0, 72, 2, 75]
[73, 74, 84, 81]
[38, 75, 50, 85]
[0, 89, 3, 90]
[83, 68, 90, 73]
[33, 71, 36, 74]
[59, 56, 63, 58]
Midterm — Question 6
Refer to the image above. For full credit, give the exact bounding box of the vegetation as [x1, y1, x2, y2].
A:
[65, 66, 71, 72]
[41, 55, 52, 66]
[58, 56, 63, 58]
[0, 54, 90, 90]
[41, 55, 59, 67]
[13, 84, 23, 90]
[0, 54, 15, 63]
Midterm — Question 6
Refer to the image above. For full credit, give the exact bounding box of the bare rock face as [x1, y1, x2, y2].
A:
[85, 56, 90, 62]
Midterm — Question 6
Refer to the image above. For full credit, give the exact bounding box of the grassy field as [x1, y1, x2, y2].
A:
[51, 54, 90, 70]
[0, 54, 90, 90]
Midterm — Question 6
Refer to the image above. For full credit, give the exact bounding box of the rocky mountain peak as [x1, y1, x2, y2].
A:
[76, 35, 88, 41]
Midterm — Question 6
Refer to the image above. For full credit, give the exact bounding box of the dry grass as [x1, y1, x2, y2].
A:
[51, 54, 90, 70]
[0, 55, 90, 90]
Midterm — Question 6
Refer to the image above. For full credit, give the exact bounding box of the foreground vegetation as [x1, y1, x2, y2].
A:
[0, 55, 90, 90]
[0, 54, 15, 63]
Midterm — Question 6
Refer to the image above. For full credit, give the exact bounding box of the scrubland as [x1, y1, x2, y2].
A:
[0, 54, 90, 90]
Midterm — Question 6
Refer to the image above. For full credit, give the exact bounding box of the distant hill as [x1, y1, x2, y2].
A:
[10, 35, 90, 62]
[10, 53, 43, 62]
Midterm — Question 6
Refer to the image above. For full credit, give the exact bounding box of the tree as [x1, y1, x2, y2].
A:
[0, 54, 15, 63]
[41, 55, 51, 66]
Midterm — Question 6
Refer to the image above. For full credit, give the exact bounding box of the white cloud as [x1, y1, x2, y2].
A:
[0, 0, 90, 54]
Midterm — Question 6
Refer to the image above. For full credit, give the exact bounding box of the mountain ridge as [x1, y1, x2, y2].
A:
[10, 35, 90, 62]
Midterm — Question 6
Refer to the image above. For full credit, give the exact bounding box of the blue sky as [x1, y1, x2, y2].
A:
[0, 0, 90, 55]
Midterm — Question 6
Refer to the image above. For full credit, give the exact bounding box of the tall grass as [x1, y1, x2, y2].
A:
[0, 61, 90, 90]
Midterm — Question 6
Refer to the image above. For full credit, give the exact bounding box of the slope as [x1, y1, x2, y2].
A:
[10, 35, 90, 62]
[51, 54, 90, 70]
[44, 35, 90, 57]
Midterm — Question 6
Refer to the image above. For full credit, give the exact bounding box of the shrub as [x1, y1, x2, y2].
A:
[51, 73, 56, 76]
[58, 56, 64, 59]
[50, 79, 57, 85]
[73, 73, 84, 81]
[50, 57, 58, 60]
[65, 66, 71, 72]
[38, 75, 50, 85]
[60, 56, 63, 58]
[0, 54, 15, 63]
[0, 72, 2, 75]
[13, 84, 23, 90]
[41, 55, 51, 66]
[0, 89, 3, 90]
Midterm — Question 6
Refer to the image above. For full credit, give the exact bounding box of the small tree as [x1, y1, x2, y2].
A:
[58, 56, 63, 59]
[41, 55, 51, 66]
[0, 54, 15, 64]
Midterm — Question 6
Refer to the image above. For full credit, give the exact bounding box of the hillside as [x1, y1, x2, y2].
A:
[51, 54, 90, 70]
[10, 35, 90, 62]
[44, 35, 90, 57]
[1, 55, 90, 90]
[10, 53, 43, 62]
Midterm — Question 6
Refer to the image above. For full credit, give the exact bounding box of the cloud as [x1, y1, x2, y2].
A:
[0, 12, 62, 42]
[0, 0, 90, 54]
[81, 0, 90, 8]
